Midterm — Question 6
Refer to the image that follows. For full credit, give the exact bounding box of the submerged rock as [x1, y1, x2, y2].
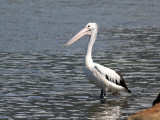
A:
[127, 103, 160, 120]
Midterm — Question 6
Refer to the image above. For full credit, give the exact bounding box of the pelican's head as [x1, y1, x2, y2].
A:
[63, 23, 98, 47]
[86, 23, 98, 31]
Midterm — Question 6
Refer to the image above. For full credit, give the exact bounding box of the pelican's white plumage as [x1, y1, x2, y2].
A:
[64, 23, 131, 99]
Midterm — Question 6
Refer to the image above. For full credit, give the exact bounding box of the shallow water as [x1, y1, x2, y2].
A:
[0, 0, 160, 120]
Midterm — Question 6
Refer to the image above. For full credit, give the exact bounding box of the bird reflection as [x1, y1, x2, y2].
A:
[86, 99, 128, 120]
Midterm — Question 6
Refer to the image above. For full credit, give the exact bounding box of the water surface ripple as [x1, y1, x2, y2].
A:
[0, 28, 160, 119]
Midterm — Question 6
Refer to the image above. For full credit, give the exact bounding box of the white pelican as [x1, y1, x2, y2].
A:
[63, 23, 131, 99]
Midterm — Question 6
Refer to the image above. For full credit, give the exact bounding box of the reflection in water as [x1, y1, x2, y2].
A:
[86, 100, 124, 120]
[89, 106, 121, 120]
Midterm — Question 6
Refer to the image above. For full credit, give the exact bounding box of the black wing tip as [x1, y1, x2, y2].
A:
[116, 71, 131, 94]
[127, 89, 131, 93]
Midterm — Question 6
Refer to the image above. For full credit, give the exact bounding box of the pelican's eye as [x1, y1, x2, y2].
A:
[88, 25, 90, 28]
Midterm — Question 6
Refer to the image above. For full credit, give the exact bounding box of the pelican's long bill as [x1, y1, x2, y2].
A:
[63, 27, 91, 48]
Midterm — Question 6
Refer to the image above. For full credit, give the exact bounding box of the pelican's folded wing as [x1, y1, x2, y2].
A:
[94, 63, 131, 93]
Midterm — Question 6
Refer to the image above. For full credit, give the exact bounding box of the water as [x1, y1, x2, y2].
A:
[0, 0, 160, 119]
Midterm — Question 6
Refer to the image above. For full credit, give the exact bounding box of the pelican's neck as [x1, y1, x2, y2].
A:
[85, 28, 97, 67]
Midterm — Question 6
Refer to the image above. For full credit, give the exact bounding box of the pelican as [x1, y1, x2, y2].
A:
[63, 23, 131, 99]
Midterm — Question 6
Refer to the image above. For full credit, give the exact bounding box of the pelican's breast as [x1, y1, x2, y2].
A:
[83, 64, 108, 89]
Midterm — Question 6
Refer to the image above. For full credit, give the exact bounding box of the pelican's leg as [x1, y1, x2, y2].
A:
[104, 90, 106, 97]
[100, 89, 106, 99]
[100, 89, 103, 99]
